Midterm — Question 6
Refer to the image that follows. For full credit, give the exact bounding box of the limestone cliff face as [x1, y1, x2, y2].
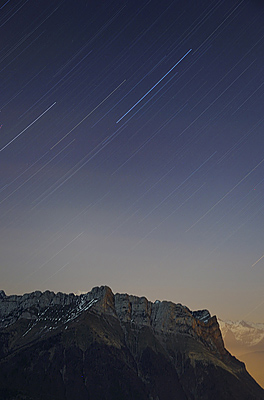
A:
[87, 286, 226, 359]
[0, 286, 237, 360]
[0, 286, 263, 400]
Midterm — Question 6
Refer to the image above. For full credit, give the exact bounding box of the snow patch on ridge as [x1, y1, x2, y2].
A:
[21, 298, 98, 336]
[192, 309, 211, 324]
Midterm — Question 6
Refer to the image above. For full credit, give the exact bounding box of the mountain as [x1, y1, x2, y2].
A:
[0, 286, 263, 400]
[219, 319, 264, 388]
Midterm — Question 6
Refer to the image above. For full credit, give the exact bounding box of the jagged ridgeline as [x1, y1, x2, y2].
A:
[0, 286, 263, 400]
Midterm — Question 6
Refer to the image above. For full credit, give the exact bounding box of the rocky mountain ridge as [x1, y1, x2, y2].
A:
[219, 319, 264, 349]
[0, 286, 263, 400]
[0, 286, 225, 357]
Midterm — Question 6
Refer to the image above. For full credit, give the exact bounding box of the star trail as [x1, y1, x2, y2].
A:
[0, 0, 264, 322]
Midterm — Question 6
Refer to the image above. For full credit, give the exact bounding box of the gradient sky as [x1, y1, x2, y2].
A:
[1, 0, 264, 322]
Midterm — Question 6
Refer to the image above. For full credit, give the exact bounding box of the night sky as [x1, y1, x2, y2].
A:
[1, 0, 264, 322]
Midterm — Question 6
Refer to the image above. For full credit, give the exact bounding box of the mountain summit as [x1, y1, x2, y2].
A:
[0, 286, 263, 400]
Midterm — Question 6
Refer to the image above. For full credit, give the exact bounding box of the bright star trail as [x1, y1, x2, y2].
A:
[116, 49, 192, 123]
[0, 102, 56, 152]
[252, 254, 264, 268]
[0, 0, 264, 323]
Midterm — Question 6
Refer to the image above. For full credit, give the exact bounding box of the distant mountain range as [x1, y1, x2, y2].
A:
[0, 286, 263, 400]
[219, 319, 264, 388]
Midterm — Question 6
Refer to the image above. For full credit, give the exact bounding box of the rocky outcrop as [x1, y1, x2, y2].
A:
[0, 286, 225, 356]
[0, 286, 263, 400]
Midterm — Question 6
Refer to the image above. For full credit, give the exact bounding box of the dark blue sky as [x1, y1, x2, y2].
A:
[1, 0, 264, 321]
